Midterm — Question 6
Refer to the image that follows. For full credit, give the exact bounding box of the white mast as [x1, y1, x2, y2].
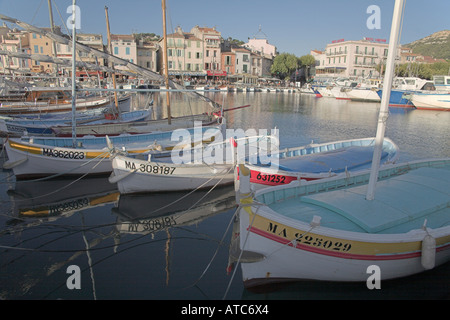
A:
[366, 0, 405, 200]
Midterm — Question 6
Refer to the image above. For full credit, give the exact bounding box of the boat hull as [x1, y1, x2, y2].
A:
[376, 89, 414, 107]
[410, 93, 450, 111]
[111, 154, 234, 194]
[237, 159, 450, 286]
[245, 137, 398, 188]
[3, 124, 224, 179]
[346, 88, 381, 102]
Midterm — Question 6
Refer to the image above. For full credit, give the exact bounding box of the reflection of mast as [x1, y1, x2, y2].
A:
[165, 229, 171, 285]
[81, 212, 97, 300]
[161, 0, 171, 124]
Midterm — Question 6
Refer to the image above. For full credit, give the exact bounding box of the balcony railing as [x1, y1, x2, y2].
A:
[326, 51, 347, 56]
[354, 50, 378, 57]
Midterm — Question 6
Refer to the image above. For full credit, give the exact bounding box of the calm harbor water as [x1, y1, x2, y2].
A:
[0, 91, 449, 300]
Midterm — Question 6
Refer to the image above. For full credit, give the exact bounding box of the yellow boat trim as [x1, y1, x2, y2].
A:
[243, 204, 450, 258]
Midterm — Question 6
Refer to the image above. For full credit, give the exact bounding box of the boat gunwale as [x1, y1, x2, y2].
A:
[245, 158, 450, 242]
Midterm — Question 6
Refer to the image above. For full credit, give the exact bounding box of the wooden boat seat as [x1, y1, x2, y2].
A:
[300, 167, 450, 233]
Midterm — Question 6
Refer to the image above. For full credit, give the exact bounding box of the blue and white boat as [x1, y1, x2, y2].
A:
[376, 77, 433, 107]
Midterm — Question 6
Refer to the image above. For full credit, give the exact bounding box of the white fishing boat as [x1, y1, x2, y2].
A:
[433, 75, 450, 91]
[234, 0, 450, 288]
[243, 137, 399, 189]
[330, 86, 351, 100]
[235, 159, 450, 287]
[410, 92, 450, 111]
[110, 141, 234, 194]
[3, 123, 224, 179]
[346, 87, 381, 102]
[314, 85, 335, 98]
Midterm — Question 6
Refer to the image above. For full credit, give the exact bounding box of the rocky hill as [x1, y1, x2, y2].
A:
[404, 30, 450, 60]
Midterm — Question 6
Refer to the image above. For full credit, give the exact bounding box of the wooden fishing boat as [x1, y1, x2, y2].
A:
[0, 109, 151, 137]
[52, 113, 218, 137]
[110, 149, 234, 194]
[0, 88, 114, 115]
[3, 123, 224, 179]
[234, 0, 450, 288]
[235, 159, 450, 287]
[243, 137, 399, 189]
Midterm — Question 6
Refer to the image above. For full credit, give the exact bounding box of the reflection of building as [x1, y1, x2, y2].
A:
[314, 38, 399, 78]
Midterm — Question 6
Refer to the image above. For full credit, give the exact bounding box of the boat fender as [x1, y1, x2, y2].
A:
[310, 215, 321, 228]
[3, 157, 28, 169]
[421, 220, 436, 270]
[421, 234, 436, 270]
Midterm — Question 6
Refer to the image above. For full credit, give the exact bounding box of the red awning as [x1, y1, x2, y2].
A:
[207, 70, 227, 76]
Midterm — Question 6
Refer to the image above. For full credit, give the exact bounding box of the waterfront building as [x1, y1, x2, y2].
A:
[315, 38, 399, 79]
[221, 50, 236, 76]
[244, 37, 277, 58]
[190, 25, 222, 78]
[231, 46, 257, 84]
[111, 34, 137, 71]
[0, 28, 31, 73]
[136, 40, 158, 73]
[26, 29, 54, 73]
[159, 26, 205, 79]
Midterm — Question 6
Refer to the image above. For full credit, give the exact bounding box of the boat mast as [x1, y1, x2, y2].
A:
[161, 0, 171, 124]
[366, 0, 405, 200]
[70, 0, 77, 147]
[105, 6, 119, 112]
[47, 0, 60, 87]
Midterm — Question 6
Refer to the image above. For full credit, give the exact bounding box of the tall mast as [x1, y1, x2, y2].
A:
[70, 0, 77, 147]
[162, 0, 171, 124]
[366, 0, 405, 200]
[105, 6, 119, 112]
[47, 0, 60, 87]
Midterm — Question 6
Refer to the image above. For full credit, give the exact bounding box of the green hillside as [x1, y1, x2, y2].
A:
[405, 30, 450, 60]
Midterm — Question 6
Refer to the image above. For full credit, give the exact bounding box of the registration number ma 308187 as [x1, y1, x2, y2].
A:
[124, 160, 176, 175]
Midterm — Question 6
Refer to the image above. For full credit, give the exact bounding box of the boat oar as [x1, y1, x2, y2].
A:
[213, 104, 251, 117]
[223, 104, 251, 112]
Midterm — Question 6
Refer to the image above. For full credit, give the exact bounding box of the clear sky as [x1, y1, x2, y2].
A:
[1, 0, 449, 56]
